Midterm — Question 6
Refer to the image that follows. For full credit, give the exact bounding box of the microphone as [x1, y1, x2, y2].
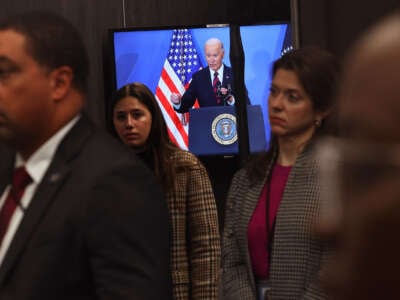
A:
[216, 81, 222, 95]
[223, 84, 233, 105]
[216, 81, 223, 104]
[226, 83, 232, 95]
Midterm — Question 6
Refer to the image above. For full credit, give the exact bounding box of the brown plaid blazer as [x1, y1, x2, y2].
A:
[168, 150, 220, 300]
[221, 143, 330, 299]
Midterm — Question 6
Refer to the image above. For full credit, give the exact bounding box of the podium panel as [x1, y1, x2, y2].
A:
[188, 105, 267, 156]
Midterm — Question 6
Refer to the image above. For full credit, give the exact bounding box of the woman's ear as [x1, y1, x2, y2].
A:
[316, 108, 332, 124]
[50, 66, 74, 102]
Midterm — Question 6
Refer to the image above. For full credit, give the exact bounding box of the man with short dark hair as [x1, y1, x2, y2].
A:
[0, 11, 171, 299]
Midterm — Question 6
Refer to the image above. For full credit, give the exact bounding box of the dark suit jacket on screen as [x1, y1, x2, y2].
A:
[0, 114, 171, 300]
[174, 65, 234, 113]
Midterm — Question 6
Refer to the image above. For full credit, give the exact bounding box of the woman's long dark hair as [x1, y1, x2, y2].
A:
[246, 46, 340, 182]
[109, 82, 183, 192]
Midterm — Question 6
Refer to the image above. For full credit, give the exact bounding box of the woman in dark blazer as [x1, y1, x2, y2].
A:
[221, 47, 340, 300]
[109, 82, 221, 300]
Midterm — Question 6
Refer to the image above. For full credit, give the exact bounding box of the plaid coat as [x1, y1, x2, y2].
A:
[168, 150, 221, 300]
[221, 144, 329, 299]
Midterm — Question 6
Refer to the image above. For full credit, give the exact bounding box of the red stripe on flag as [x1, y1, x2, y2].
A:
[161, 69, 180, 94]
[155, 86, 188, 146]
[155, 28, 203, 149]
[167, 127, 179, 146]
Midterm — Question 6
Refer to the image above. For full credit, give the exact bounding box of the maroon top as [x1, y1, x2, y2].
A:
[247, 163, 292, 280]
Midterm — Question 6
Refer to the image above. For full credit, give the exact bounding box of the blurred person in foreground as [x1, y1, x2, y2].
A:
[221, 46, 340, 300]
[0, 11, 171, 299]
[110, 82, 221, 300]
[317, 11, 400, 300]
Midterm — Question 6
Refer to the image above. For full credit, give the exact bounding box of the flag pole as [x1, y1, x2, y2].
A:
[230, 24, 249, 167]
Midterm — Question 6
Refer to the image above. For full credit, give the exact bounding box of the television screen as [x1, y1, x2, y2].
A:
[108, 23, 292, 152]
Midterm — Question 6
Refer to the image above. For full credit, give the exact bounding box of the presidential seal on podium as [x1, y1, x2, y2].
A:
[211, 113, 237, 145]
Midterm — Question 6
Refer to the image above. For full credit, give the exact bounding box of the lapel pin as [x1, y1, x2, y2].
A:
[49, 173, 62, 183]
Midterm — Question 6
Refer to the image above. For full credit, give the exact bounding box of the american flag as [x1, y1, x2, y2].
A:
[155, 29, 203, 150]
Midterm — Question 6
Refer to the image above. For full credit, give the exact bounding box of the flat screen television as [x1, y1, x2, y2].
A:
[106, 22, 292, 153]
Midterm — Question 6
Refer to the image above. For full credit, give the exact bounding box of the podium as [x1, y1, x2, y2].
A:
[188, 105, 267, 156]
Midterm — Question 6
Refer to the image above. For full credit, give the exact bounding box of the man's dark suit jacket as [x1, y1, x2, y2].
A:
[0, 115, 171, 300]
[174, 65, 234, 113]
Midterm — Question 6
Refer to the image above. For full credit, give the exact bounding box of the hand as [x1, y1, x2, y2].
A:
[170, 93, 181, 104]
[219, 87, 234, 104]
[226, 95, 234, 103]
[220, 87, 228, 95]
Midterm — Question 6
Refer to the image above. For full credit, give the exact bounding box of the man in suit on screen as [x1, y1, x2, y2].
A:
[0, 11, 171, 300]
[170, 37, 236, 113]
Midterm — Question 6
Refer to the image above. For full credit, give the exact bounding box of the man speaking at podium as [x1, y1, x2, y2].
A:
[170, 38, 235, 113]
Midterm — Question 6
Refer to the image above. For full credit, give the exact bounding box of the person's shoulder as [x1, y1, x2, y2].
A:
[83, 129, 158, 186]
[73, 121, 143, 173]
[233, 152, 270, 183]
[170, 149, 200, 168]
[231, 165, 248, 182]
[58, 115, 130, 165]
[295, 140, 318, 167]
[87, 128, 130, 157]
[224, 64, 232, 71]
[193, 67, 209, 77]
[171, 148, 196, 162]
[224, 65, 233, 76]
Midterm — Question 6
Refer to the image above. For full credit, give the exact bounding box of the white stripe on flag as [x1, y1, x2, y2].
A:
[163, 61, 186, 94]
[155, 61, 188, 149]
[158, 76, 188, 136]
[155, 94, 188, 150]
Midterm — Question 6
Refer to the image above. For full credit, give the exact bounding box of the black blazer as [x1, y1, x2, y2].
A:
[174, 65, 234, 113]
[0, 115, 171, 300]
